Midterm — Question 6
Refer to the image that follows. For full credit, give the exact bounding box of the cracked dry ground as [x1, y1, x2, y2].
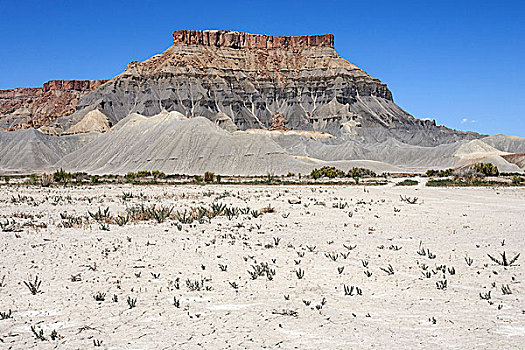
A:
[0, 184, 523, 349]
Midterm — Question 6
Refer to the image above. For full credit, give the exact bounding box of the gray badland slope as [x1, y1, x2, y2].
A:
[0, 129, 98, 173]
[482, 134, 525, 154]
[57, 111, 402, 175]
[52, 111, 521, 175]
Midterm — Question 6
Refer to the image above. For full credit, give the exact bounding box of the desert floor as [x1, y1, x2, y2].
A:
[0, 184, 523, 349]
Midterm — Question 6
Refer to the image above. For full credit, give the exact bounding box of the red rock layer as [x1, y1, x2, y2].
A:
[0, 80, 107, 130]
[172, 30, 334, 49]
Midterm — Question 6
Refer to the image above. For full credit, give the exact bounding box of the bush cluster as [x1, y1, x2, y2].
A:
[310, 166, 376, 180]
[425, 168, 454, 177]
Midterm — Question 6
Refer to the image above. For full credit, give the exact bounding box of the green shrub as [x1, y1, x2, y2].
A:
[136, 170, 152, 178]
[204, 172, 215, 182]
[396, 179, 418, 186]
[54, 168, 72, 184]
[125, 172, 136, 183]
[426, 179, 455, 187]
[426, 168, 454, 177]
[151, 170, 165, 179]
[348, 167, 376, 178]
[311, 166, 345, 179]
[470, 162, 499, 176]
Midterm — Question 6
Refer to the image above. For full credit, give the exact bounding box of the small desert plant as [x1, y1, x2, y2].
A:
[248, 262, 275, 281]
[487, 251, 520, 266]
[122, 191, 134, 200]
[112, 294, 118, 302]
[501, 284, 512, 295]
[127, 296, 137, 309]
[24, 276, 42, 295]
[186, 279, 205, 291]
[31, 325, 46, 341]
[173, 297, 181, 308]
[479, 291, 491, 300]
[436, 280, 447, 290]
[93, 292, 106, 301]
[50, 330, 59, 341]
[337, 266, 345, 274]
[218, 264, 228, 272]
[295, 268, 305, 279]
[364, 270, 373, 277]
[380, 264, 395, 275]
[344, 285, 362, 296]
[93, 339, 103, 347]
[0, 309, 12, 319]
[325, 252, 339, 261]
[115, 214, 129, 226]
[465, 256, 474, 266]
[400, 195, 418, 204]
[229, 281, 239, 289]
[148, 205, 173, 223]
[427, 249, 436, 259]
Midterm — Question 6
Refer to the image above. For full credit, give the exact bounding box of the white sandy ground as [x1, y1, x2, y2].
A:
[0, 184, 523, 349]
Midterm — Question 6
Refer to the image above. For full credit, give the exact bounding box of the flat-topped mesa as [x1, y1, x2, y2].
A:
[172, 30, 334, 49]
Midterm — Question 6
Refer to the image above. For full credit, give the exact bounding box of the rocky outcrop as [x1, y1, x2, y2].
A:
[0, 80, 107, 130]
[172, 30, 334, 49]
[67, 30, 478, 146]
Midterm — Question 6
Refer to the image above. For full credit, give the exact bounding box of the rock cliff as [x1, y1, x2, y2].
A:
[0, 80, 107, 130]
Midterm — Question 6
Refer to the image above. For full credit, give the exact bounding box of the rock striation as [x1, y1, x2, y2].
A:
[0, 80, 107, 130]
[172, 30, 334, 49]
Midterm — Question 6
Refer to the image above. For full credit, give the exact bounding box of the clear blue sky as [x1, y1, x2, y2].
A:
[1, 0, 523, 136]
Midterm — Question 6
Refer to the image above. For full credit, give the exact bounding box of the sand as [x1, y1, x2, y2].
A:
[0, 183, 523, 349]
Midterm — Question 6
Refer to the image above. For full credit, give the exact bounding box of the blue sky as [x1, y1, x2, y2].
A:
[1, 0, 523, 136]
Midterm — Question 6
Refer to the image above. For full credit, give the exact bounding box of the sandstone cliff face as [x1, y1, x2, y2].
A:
[0, 80, 107, 130]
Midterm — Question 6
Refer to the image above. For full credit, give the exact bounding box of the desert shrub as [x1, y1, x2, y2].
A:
[54, 168, 72, 184]
[125, 172, 136, 183]
[469, 162, 499, 177]
[396, 179, 418, 186]
[204, 171, 215, 182]
[426, 168, 454, 177]
[136, 170, 152, 178]
[151, 170, 165, 179]
[426, 179, 455, 187]
[311, 167, 345, 179]
[348, 167, 376, 178]
[512, 175, 523, 185]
